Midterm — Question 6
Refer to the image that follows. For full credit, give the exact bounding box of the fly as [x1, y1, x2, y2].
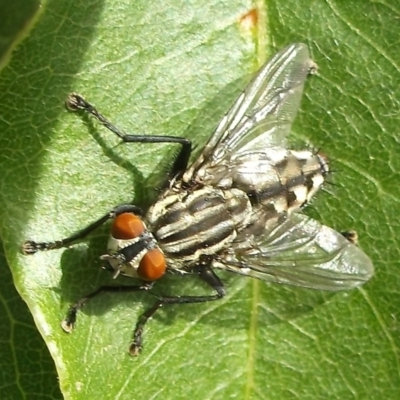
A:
[22, 43, 374, 355]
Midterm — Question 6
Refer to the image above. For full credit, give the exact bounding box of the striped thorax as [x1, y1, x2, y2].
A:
[145, 186, 252, 271]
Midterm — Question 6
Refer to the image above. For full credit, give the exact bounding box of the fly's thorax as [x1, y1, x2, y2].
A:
[102, 213, 166, 281]
[145, 186, 252, 269]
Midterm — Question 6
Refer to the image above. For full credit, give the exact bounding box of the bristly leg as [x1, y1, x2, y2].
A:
[61, 283, 154, 333]
[66, 93, 193, 177]
[130, 264, 226, 355]
[21, 204, 142, 255]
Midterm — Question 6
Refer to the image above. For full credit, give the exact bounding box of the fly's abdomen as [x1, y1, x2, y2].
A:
[231, 149, 328, 214]
[146, 187, 251, 267]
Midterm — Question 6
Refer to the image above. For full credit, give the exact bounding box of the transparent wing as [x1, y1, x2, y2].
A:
[183, 43, 317, 185]
[215, 213, 374, 291]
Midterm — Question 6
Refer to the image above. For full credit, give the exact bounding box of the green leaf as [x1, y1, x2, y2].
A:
[0, 242, 61, 400]
[1, 0, 399, 399]
[0, 0, 41, 67]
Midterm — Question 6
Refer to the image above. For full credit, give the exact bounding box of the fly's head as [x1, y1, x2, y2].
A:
[102, 213, 166, 281]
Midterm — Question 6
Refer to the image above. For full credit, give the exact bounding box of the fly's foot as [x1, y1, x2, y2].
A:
[66, 93, 87, 111]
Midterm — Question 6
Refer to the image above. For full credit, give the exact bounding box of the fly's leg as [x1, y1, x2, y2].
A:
[130, 263, 226, 356]
[62, 283, 154, 332]
[341, 230, 358, 245]
[21, 204, 142, 254]
[130, 300, 163, 356]
[62, 265, 225, 357]
[66, 93, 192, 176]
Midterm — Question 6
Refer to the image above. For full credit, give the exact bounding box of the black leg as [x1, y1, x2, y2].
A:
[130, 300, 163, 356]
[130, 265, 226, 356]
[21, 204, 142, 254]
[66, 93, 192, 176]
[52, 263, 224, 356]
[61, 283, 154, 333]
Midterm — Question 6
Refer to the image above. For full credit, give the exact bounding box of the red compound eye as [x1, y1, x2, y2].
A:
[111, 213, 145, 239]
[137, 248, 166, 281]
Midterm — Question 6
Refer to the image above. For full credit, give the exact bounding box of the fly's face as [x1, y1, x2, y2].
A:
[22, 43, 374, 356]
[102, 213, 166, 281]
